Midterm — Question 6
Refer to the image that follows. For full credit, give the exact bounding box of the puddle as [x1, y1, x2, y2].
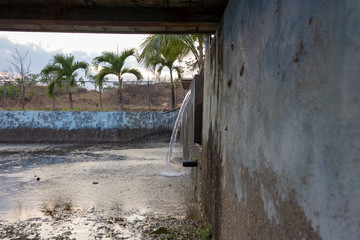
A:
[0, 143, 206, 239]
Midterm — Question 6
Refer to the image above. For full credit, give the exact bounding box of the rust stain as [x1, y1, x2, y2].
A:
[215, 159, 321, 239]
[293, 41, 304, 63]
[308, 17, 313, 25]
[201, 127, 223, 239]
[240, 64, 245, 76]
[227, 78, 232, 87]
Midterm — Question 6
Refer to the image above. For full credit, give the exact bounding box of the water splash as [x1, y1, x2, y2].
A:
[164, 90, 192, 174]
[161, 169, 187, 177]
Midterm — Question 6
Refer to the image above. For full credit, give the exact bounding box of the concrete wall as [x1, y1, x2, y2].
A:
[181, 77, 204, 205]
[182, 75, 203, 161]
[201, 0, 360, 239]
[0, 111, 177, 142]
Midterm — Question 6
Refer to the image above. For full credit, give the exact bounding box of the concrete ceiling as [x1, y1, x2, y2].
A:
[0, 0, 228, 34]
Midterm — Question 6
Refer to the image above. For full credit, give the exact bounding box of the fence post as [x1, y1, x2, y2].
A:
[147, 77, 151, 110]
[3, 80, 6, 110]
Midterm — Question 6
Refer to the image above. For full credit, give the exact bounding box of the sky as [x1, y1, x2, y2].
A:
[0, 31, 158, 82]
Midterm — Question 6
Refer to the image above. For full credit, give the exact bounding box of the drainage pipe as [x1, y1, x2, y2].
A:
[183, 161, 198, 167]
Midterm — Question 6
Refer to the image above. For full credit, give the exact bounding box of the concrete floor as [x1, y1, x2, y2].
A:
[0, 143, 201, 239]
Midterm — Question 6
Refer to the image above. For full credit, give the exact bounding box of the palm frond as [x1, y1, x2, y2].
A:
[73, 61, 89, 75]
[92, 49, 140, 83]
[173, 66, 183, 79]
[121, 68, 143, 81]
[118, 48, 136, 67]
[157, 65, 165, 75]
[97, 67, 116, 80]
[46, 81, 56, 99]
[41, 53, 88, 93]
[139, 34, 192, 76]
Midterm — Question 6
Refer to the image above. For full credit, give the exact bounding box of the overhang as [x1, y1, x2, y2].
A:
[0, 0, 228, 34]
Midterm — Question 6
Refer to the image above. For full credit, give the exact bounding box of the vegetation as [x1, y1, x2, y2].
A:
[41, 54, 88, 110]
[8, 49, 32, 110]
[0, 82, 186, 111]
[40, 72, 57, 110]
[140, 35, 188, 109]
[142, 216, 214, 240]
[0, 85, 21, 100]
[87, 74, 105, 110]
[186, 34, 205, 74]
[92, 49, 142, 111]
[2, 34, 204, 111]
[139, 34, 204, 109]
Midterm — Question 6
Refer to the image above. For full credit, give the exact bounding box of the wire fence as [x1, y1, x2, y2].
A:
[0, 80, 189, 111]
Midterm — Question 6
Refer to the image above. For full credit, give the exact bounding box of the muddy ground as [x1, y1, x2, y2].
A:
[0, 143, 211, 239]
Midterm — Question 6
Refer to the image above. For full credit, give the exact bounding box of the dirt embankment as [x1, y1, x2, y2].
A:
[1, 83, 187, 111]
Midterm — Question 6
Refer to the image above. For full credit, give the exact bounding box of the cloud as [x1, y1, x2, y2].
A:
[0, 35, 184, 82]
[0, 36, 99, 75]
[0, 36, 53, 73]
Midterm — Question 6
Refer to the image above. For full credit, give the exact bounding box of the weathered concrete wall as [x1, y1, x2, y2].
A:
[182, 75, 203, 162]
[181, 77, 204, 204]
[201, 0, 360, 239]
[0, 111, 177, 142]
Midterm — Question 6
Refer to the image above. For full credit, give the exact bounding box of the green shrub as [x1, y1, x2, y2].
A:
[0, 86, 21, 100]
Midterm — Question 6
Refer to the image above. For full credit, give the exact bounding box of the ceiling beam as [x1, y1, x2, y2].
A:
[0, 5, 224, 33]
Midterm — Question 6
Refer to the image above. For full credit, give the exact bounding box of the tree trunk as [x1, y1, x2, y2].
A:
[99, 89, 103, 110]
[3, 80, 6, 110]
[21, 83, 25, 110]
[52, 98, 55, 111]
[170, 70, 175, 109]
[147, 78, 150, 110]
[69, 92, 73, 110]
[118, 78, 123, 111]
[198, 35, 204, 74]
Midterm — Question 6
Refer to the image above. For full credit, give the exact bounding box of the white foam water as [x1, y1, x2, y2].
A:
[163, 90, 192, 175]
[160, 169, 187, 177]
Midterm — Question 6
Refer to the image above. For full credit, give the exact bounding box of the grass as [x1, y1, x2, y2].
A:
[141, 216, 214, 240]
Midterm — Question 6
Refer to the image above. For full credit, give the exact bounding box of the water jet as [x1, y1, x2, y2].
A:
[164, 90, 192, 172]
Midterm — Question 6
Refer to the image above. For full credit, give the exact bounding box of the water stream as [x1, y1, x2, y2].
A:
[162, 90, 192, 176]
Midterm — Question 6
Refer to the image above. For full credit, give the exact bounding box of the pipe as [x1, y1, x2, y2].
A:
[183, 161, 198, 167]
[161, 107, 180, 114]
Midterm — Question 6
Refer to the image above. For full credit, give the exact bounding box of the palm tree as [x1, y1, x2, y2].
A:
[42, 54, 88, 110]
[92, 48, 142, 111]
[187, 34, 205, 74]
[40, 72, 57, 110]
[88, 74, 105, 110]
[140, 34, 193, 109]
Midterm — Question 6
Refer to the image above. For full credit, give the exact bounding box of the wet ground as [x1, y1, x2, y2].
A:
[0, 143, 210, 239]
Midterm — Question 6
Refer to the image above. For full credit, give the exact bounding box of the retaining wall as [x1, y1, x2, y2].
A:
[0, 111, 177, 142]
[200, 0, 360, 239]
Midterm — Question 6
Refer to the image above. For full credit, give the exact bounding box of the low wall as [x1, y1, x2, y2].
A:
[0, 111, 177, 142]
